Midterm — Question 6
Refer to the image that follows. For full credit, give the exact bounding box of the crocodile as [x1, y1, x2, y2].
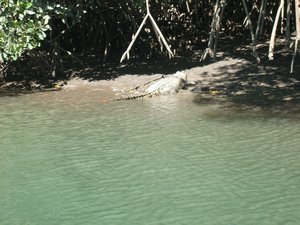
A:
[114, 71, 187, 100]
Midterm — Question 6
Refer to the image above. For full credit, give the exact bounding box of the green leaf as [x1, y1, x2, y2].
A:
[18, 14, 24, 20]
[25, 2, 33, 9]
[0, 52, 4, 63]
[27, 43, 34, 49]
[37, 31, 46, 40]
[43, 15, 50, 25]
[25, 10, 35, 15]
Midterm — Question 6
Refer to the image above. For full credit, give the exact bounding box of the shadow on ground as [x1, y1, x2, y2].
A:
[70, 54, 204, 81]
[192, 52, 300, 113]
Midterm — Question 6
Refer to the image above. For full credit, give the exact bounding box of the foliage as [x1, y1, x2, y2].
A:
[0, 0, 51, 64]
[0, 0, 298, 81]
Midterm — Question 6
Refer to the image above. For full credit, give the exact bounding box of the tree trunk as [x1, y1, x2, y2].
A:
[268, 0, 284, 60]
[259, 0, 268, 37]
[213, 1, 226, 59]
[120, 0, 174, 62]
[148, 14, 174, 58]
[295, 0, 300, 39]
[280, 0, 285, 33]
[285, 0, 291, 47]
[242, 0, 260, 63]
[200, 0, 220, 61]
[290, 0, 300, 73]
[255, 0, 266, 40]
[120, 15, 149, 62]
[100, 14, 111, 64]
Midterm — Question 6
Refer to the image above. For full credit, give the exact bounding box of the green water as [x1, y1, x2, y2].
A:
[1, 90, 300, 225]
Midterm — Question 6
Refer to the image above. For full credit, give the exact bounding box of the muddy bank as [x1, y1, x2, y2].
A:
[1, 56, 300, 110]
[61, 57, 250, 95]
[61, 57, 300, 107]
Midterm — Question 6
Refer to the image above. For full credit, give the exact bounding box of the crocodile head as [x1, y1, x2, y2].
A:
[173, 71, 187, 82]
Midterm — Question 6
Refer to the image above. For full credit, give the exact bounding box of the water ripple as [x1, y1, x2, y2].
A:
[1, 92, 300, 225]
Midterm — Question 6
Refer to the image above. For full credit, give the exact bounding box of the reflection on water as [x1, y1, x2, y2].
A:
[0, 90, 300, 225]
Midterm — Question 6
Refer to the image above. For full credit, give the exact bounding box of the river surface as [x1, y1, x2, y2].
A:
[1, 89, 300, 225]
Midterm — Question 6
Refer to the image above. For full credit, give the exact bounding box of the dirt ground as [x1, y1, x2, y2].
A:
[1, 48, 300, 111]
[60, 55, 300, 108]
[62, 57, 248, 95]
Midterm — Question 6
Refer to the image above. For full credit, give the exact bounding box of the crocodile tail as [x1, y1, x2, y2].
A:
[114, 92, 153, 101]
